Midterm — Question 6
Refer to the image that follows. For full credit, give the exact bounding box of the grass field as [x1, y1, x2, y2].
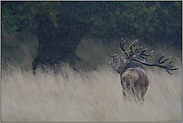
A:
[1, 33, 182, 122]
[2, 64, 181, 122]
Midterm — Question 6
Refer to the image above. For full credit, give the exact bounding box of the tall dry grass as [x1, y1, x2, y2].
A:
[2, 64, 182, 122]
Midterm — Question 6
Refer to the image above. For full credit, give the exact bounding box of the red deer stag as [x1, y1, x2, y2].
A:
[109, 39, 179, 102]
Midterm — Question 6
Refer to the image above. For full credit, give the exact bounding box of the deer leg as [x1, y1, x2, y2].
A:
[133, 86, 146, 104]
[140, 87, 148, 101]
[132, 85, 141, 103]
[121, 83, 131, 102]
[121, 80, 128, 100]
[122, 90, 128, 102]
[132, 82, 144, 103]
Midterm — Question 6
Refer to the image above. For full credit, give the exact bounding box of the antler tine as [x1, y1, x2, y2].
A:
[135, 46, 142, 53]
[168, 61, 173, 65]
[166, 63, 179, 74]
[138, 48, 154, 60]
[141, 47, 149, 53]
[146, 50, 154, 57]
[135, 48, 153, 60]
[156, 53, 166, 63]
[138, 47, 149, 55]
[120, 38, 129, 56]
[166, 61, 179, 75]
[139, 55, 149, 60]
[159, 56, 172, 64]
[167, 61, 179, 70]
[129, 39, 138, 51]
[150, 50, 154, 54]
[166, 69, 172, 75]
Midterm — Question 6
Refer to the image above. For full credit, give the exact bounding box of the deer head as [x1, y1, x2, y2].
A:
[109, 54, 126, 74]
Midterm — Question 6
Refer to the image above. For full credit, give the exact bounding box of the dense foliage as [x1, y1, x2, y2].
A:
[2, 1, 182, 47]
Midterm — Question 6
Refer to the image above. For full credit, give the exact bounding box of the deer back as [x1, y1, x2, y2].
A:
[121, 67, 149, 88]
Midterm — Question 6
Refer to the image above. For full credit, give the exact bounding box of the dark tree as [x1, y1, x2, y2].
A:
[2, 1, 182, 72]
[32, 14, 92, 72]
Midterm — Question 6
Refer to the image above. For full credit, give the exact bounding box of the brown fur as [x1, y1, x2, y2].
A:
[109, 54, 149, 102]
[121, 67, 149, 102]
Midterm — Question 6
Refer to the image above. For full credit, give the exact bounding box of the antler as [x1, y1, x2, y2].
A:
[129, 39, 154, 60]
[119, 39, 179, 75]
[120, 38, 129, 57]
[132, 54, 179, 75]
[120, 39, 153, 60]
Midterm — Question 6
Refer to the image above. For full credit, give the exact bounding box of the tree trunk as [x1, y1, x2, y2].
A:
[32, 14, 91, 73]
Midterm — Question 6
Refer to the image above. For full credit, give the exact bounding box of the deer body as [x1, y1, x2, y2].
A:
[109, 39, 178, 102]
[109, 54, 149, 102]
[121, 67, 149, 101]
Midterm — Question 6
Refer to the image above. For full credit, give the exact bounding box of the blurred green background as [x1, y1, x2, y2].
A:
[1, 1, 182, 71]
